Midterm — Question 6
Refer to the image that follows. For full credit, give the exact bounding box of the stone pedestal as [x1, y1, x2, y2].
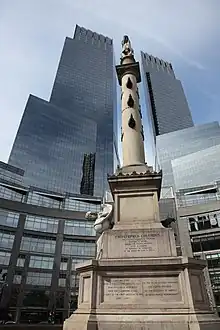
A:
[63, 171, 220, 330]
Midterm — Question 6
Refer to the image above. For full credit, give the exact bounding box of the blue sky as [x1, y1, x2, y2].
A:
[0, 0, 220, 166]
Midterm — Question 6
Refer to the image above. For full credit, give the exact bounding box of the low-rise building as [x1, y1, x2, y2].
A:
[176, 182, 220, 314]
[0, 162, 100, 324]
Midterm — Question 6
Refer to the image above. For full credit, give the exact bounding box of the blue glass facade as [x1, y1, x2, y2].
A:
[0, 160, 100, 323]
[172, 144, 220, 190]
[141, 52, 194, 138]
[0, 161, 24, 185]
[157, 122, 220, 189]
[8, 25, 118, 196]
[8, 95, 97, 194]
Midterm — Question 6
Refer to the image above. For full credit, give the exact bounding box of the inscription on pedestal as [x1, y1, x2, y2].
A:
[103, 277, 181, 303]
[115, 232, 160, 254]
[104, 228, 176, 259]
[110, 229, 172, 258]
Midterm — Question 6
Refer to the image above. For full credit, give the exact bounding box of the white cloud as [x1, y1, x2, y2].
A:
[0, 0, 219, 163]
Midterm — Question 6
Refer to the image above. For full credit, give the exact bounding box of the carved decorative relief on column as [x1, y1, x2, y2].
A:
[128, 114, 136, 129]
[127, 94, 134, 107]
[126, 77, 133, 89]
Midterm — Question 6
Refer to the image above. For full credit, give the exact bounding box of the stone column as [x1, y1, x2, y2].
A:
[117, 36, 145, 167]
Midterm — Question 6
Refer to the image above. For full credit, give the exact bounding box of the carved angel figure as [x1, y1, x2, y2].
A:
[85, 192, 114, 258]
[85, 196, 114, 235]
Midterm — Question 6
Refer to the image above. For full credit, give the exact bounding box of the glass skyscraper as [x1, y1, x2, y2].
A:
[8, 25, 118, 196]
[172, 143, 220, 190]
[141, 52, 194, 138]
[141, 51, 220, 191]
[157, 122, 220, 189]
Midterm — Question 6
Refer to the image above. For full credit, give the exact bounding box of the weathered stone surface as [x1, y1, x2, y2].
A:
[103, 276, 181, 303]
[64, 244, 220, 329]
[101, 227, 177, 259]
[64, 311, 220, 330]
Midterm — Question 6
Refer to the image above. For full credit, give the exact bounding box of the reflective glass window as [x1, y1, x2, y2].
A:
[0, 210, 19, 227]
[72, 258, 88, 270]
[0, 232, 14, 249]
[60, 262, 67, 271]
[62, 240, 95, 257]
[29, 255, 54, 269]
[64, 198, 101, 212]
[157, 122, 220, 189]
[0, 251, 11, 265]
[64, 220, 96, 236]
[26, 272, 52, 286]
[58, 278, 66, 287]
[0, 184, 24, 202]
[71, 274, 80, 288]
[20, 236, 56, 254]
[27, 192, 61, 209]
[0, 162, 24, 185]
[17, 258, 25, 267]
[25, 215, 58, 233]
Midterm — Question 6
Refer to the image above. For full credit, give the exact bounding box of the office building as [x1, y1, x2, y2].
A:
[8, 25, 118, 196]
[156, 122, 220, 189]
[0, 161, 100, 324]
[172, 143, 220, 190]
[176, 182, 220, 315]
[141, 52, 220, 192]
[141, 52, 194, 139]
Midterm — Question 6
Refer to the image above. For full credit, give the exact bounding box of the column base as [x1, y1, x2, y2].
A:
[64, 311, 220, 330]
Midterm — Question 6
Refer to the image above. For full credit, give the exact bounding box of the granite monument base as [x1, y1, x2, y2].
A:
[64, 170, 220, 329]
[64, 256, 220, 330]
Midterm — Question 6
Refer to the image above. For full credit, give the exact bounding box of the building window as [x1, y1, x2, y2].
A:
[20, 236, 56, 254]
[29, 256, 54, 269]
[71, 274, 79, 288]
[64, 198, 100, 212]
[60, 262, 67, 271]
[23, 290, 50, 308]
[17, 257, 25, 267]
[0, 184, 24, 202]
[26, 272, 52, 286]
[0, 165, 23, 184]
[72, 258, 88, 270]
[0, 232, 14, 249]
[58, 278, 66, 287]
[62, 241, 95, 257]
[209, 271, 220, 289]
[64, 220, 96, 236]
[206, 253, 220, 269]
[177, 192, 218, 207]
[25, 215, 59, 233]
[0, 251, 11, 265]
[187, 212, 220, 232]
[0, 210, 19, 227]
[27, 192, 62, 209]
[192, 237, 220, 252]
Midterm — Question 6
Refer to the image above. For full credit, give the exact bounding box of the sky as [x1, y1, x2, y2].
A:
[0, 0, 220, 166]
